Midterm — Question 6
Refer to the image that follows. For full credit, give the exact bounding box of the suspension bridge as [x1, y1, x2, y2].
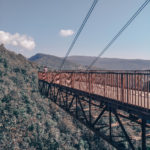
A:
[38, 0, 150, 149]
[38, 70, 150, 150]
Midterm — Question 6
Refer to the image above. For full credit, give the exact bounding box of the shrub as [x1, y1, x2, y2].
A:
[21, 69, 27, 75]
[10, 76, 18, 84]
[26, 105, 32, 114]
[57, 121, 70, 134]
[28, 124, 34, 131]
[0, 70, 2, 77]
[0, 79, 4, 83]
[1, 95, 11, 103]
[13, 68, 20, 73]
[36, 113, 42, 120]
[45, 121, 50, 129]
[4, 103, 12, 112]
[3, 59, 8, 68]
[22, 95, 30, 104]
[13, 110, 19, 118]
[0, 57, 3, 63]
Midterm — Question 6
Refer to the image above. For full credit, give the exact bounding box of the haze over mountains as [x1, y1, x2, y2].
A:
[68, 56, 150, 70]
[29, 53, 150, 70]
[29, 53, 84, 70]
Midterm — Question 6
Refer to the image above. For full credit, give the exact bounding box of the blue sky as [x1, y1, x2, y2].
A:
[0, 0, 150, 59]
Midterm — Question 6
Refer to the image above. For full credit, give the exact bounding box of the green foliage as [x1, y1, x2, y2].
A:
[0, 57, 8, 68]
[22, 95, 30, 104]
[13, 110, 19, 118]
[26, 105, 32, 114]
[10, 76, 18, 85]
[32, 74, 36, 82]
[45, 121, 50, 129]
[13, 68, 20, 73]
[4, 103, 11, 112]
[1, 95, 11, 103]
[3, 59, 8, 68]
[58, 121, 70, 134]
[0, 70, 2, 77]
[12, 68, 27, 76]
[28, 124, 34, 131]
[49, 139, 59, 150]
[0, 57, 3, 63]
[21, 69, 27, 75]
[0, 79, 4, 83]
[37, 104, 46, 113]
[0, 46, 113, 150]
[36, 113, 42, 120]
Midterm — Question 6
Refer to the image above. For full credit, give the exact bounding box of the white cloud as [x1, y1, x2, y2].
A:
[60, 29, 74, 37]
[0, 30, 35, 50]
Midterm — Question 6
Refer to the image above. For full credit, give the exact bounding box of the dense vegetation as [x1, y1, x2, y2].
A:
[0, 44, 110, 150]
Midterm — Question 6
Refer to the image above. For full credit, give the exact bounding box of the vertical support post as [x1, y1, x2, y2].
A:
[54, 85, 56, 102]
[147, 73, 149, 109]
[71, 73, 74, 89]
[47, 84, 50, 97]
[76, 96, 78, 118]
[109, 107, 112, 141]
[66, 90, 68, 108]
[127, 73, 129, 103]
[142, 119, 146, 150]
[104, 73, 106, 97]
[121, 74, 124, 102]
[89, 96, 92, 125]
[117, 73, 118, 100]
[89, 73, 92, 125]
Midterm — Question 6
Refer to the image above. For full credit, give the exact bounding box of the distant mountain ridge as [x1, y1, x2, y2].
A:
[29, 53, 150, 70]
[68, 56, 150, 70]
[29, 53, 84, 70]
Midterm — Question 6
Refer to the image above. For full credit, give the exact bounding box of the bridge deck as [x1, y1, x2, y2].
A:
[38, 71, 150, 110]
[74, 82, 150, 109]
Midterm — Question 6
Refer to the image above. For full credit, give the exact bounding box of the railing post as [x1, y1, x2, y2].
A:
[116, 73, 118, 100]
[121, 73, 124, 102]
[127, 73, 129, 103]
[89, 73, 92, 125]
[71, 73, 74, 88]
[104, 73, 106, 97]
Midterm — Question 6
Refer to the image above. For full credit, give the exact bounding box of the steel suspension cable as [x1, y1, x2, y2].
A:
[59, 0, 99, 70]
[87, 0, 150, 70]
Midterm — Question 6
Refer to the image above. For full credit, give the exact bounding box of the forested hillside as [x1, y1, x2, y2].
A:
[0, 44, 108, 150]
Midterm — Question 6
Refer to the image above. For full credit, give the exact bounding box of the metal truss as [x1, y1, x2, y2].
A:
[39, 80, 150, 150]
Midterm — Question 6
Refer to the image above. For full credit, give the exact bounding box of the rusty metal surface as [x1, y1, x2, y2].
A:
[38, 71, 150, 109]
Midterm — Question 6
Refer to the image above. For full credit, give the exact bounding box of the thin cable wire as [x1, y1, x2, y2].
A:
[87, 0, 150, 70]
[59, 0, 99, 70]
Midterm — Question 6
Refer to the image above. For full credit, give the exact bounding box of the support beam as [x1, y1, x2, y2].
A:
[78, 98, 89, 124]
[92, 106, 107, 127]
[109, 107, 112, 141]
[142, 119, 146, 150]
[68, 96, 75, 110]
[38, 81, 149, 150]
[114, 110, 135, 150]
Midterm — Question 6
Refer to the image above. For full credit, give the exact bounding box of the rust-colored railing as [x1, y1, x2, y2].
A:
[38, 71, 150, 109]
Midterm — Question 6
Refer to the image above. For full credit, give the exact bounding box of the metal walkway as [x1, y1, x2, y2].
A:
[38, 70, 150, 150]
